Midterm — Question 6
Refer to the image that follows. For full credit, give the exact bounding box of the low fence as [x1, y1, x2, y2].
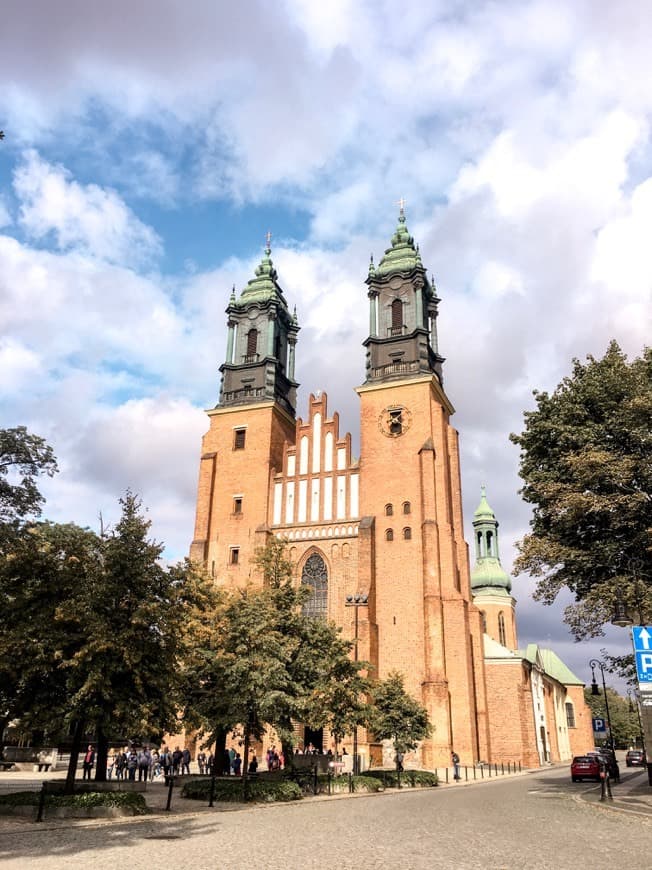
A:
[433, 761, 523, 784]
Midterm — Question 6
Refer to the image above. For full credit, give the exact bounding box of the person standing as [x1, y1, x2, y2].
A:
[452, 751, 461, 781]
[138, 747, 151, 782]
[82, 745, 95, 781]
[181, 747, 191, 775]
[197, 750, 206, 775]
[599, 756, 613, 802]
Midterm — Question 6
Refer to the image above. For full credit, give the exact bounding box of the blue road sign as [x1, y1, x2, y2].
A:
[592, 717, 606, 733]
[632, 626, 652, 652]
[635, 651, 652, 683]
[632, 627, 652, 683]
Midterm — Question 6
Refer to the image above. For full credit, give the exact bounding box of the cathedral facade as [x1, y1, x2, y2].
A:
[190, 211, 593, 769]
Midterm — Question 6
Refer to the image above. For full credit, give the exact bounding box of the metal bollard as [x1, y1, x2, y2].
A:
[166, 772, 174, 811]
[208, 771, 217, 808]
[313, 765, 318, 796]
[35, 782, 47, 823]
[348, 772, 353, 793]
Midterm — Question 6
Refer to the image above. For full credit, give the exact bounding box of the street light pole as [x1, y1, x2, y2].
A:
[345, 593, 368, 775]
[590, 659, 614, 749]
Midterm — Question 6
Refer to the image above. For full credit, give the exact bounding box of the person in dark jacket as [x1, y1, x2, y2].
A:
[82, 745, 95, 780]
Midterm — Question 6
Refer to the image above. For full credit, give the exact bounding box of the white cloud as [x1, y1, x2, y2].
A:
[14, 150, 162, 265]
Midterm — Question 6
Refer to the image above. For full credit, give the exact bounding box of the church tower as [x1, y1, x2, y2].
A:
[190, 239, 299, 576]
[470, 487, 517, 649]
[356, 207, 490, 768]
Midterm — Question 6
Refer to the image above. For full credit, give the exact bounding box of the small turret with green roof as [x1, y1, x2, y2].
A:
[470, 486, 512, 594]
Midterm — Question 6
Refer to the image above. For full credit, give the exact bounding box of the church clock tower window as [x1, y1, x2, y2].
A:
[245, 328, 258, 362]
[233, 428, 246, 449]
[391, 299, 403, 336]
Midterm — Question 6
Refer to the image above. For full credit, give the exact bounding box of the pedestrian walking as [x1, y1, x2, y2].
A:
[599, 757, 613, 801]
[197, 750, 207, 775]
[452, 751, 461, 781]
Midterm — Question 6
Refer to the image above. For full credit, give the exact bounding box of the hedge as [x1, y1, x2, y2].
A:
[0, 790, 148, 814]
[181, 777, 302, 803]
[360, 769, 438, 788]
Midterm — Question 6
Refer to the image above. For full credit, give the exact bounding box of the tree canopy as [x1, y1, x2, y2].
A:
[0, 426, 57, 525]
[0, 489, 215, 785]
[370, 671, 431, 756]
[182, 538, 371, 763]
[511, 342, 652, 638]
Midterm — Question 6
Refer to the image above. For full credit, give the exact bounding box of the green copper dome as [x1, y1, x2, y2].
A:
[470, 486, 512, 594]
[238, 243, 285, 305]
[375, 211, 420, 277]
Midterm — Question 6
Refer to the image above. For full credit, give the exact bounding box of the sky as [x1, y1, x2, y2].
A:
[2, 0, 650, 696]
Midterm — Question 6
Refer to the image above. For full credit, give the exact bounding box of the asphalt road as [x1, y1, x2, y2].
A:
[1, 765, 650, 870]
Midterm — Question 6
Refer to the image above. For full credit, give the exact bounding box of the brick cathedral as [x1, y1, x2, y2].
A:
[190, 209, 593, 769]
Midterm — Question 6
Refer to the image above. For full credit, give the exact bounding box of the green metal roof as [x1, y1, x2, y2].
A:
[238, 244, 283, 305]
[375, 211, 420, 277]
[473, 485, 495, 520]
[539, 648, 585, 686]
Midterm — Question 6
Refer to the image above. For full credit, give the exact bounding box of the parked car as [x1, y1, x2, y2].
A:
[625, 749, 647, 767]
[571, 755, 601, 782]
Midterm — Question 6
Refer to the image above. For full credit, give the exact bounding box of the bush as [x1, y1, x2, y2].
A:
[0, 790, 148, 814]
[360, 769, 438, 788]
[181, 777, 302, 803]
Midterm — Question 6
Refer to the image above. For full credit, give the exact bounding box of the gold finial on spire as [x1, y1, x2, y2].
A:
[395, 197, 407, 217]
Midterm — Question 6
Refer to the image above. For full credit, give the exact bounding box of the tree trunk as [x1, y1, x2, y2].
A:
[94, 726, 108, 782]
[215, 726, 227, 773]
[65, 718, 85, 794]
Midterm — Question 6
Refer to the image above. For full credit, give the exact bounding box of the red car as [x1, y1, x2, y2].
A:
[571, 755, 601, 782]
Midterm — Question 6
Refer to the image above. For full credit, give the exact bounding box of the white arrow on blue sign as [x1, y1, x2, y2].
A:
[632, 626, 652, 651]
[632, 627, 652, 683]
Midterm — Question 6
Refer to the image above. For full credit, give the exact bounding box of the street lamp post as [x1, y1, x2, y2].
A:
[345, 593, 368, 775]
[590, 659, 614, 750]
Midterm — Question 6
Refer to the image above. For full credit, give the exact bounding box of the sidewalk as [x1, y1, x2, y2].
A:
[0, 762, 650, 833]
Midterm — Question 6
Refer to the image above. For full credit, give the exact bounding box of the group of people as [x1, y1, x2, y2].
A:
[105, 745, 194, 782]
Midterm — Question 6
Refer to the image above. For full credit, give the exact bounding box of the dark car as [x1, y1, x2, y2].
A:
[625, 749, 647, 767]
[571, 755, 601, 782]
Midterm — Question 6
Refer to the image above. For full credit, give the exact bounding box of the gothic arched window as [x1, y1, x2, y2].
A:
[385, 504, 393, 516]
[385, 529, 394, 542]
[402, 501, 411, 515]
[301, 553, 328, 620]
[498, 611, 506, 646]
[403, 527, 411, 540]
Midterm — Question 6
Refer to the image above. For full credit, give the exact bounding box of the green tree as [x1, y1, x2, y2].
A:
[182, 538, 371, 775]
[0, 521, 100, 751]
[370, 671, 431, 772]
[511, 342, 652, 639]
[0, 492, 214, 790]
[0, 427, 58, 525]
[583, 687, 642, 749]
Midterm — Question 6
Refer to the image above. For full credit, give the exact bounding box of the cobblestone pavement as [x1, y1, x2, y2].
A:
[0, 764, 650, 870]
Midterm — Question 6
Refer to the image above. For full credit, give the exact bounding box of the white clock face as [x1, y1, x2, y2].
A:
[378, 405, 412, 438]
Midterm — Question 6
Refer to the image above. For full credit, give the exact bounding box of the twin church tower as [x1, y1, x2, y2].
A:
[190, 210, 588, 768]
